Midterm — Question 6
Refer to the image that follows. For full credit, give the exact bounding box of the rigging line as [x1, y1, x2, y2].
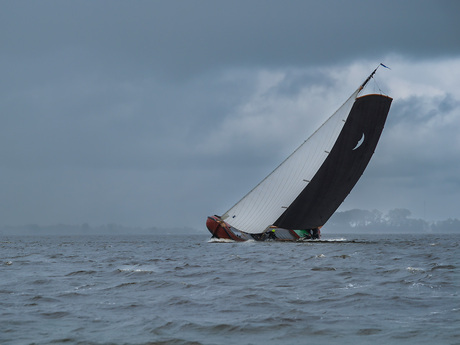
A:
[373, 77, 384, 95]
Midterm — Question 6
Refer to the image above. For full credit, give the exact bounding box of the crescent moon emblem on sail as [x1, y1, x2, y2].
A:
[352, 133, 365, 150]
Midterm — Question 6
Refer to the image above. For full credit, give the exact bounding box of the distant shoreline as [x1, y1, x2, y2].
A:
[1, 208, 459, 235]
[0, 224, 206, 236]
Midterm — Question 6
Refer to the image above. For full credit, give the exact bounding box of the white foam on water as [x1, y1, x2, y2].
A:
[406, 266, 425, 273]
[208, 238, 235, 243]
[117, 264, 158, 273]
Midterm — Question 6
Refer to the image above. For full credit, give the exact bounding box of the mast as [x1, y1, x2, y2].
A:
[359, 63, 388, 92]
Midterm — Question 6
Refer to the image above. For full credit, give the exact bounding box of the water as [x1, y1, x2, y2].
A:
[1, 233, 459, 345]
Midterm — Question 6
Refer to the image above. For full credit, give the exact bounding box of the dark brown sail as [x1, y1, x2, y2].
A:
[274, 94, 392, 230]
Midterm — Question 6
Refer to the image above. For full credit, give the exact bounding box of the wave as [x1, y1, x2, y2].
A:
[208, 238, 235, 243]
[65, 270, 97, 276]
[116, 265, 158, 273]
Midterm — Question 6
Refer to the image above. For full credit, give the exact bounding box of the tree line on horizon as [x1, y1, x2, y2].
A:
[1, 208, 459, 235]
[0, 223, 201, 235]
[326, 208, 460, 233]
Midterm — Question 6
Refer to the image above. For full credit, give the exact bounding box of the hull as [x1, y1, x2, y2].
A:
[206, 216, 319, 242]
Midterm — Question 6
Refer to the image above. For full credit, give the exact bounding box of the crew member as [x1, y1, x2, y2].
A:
[311, 227, 321, 239]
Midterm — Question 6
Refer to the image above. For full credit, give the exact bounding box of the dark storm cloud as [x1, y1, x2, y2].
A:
[2, 1, 459, 78]
[1, 1, 460, 228]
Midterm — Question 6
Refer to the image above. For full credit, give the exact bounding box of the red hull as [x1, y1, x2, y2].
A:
[206, 216, 245, 241]
[206, 215, 313, 241]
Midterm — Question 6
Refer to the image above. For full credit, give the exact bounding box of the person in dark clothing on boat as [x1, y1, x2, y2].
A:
[268, 228, 277, 240]
[311, 227, 321, 239]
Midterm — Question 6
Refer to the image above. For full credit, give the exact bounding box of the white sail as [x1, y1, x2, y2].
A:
[221, 88, 361, 234]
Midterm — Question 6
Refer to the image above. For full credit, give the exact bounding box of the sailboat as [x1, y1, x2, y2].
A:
[206, 65, 392, 241]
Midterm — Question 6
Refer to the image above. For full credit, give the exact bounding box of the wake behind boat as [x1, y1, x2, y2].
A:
[206, 65, 392, 242]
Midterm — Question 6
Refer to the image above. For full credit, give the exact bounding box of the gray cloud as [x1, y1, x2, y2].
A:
[2, 1, 459, 77]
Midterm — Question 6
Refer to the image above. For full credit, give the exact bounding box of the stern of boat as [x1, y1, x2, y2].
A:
[206, 216, 246, 241]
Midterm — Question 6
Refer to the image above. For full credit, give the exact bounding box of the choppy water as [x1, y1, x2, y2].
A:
[1, 233, 459, 345]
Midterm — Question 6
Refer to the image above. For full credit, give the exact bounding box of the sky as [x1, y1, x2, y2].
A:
[1, 0, 460, 230]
